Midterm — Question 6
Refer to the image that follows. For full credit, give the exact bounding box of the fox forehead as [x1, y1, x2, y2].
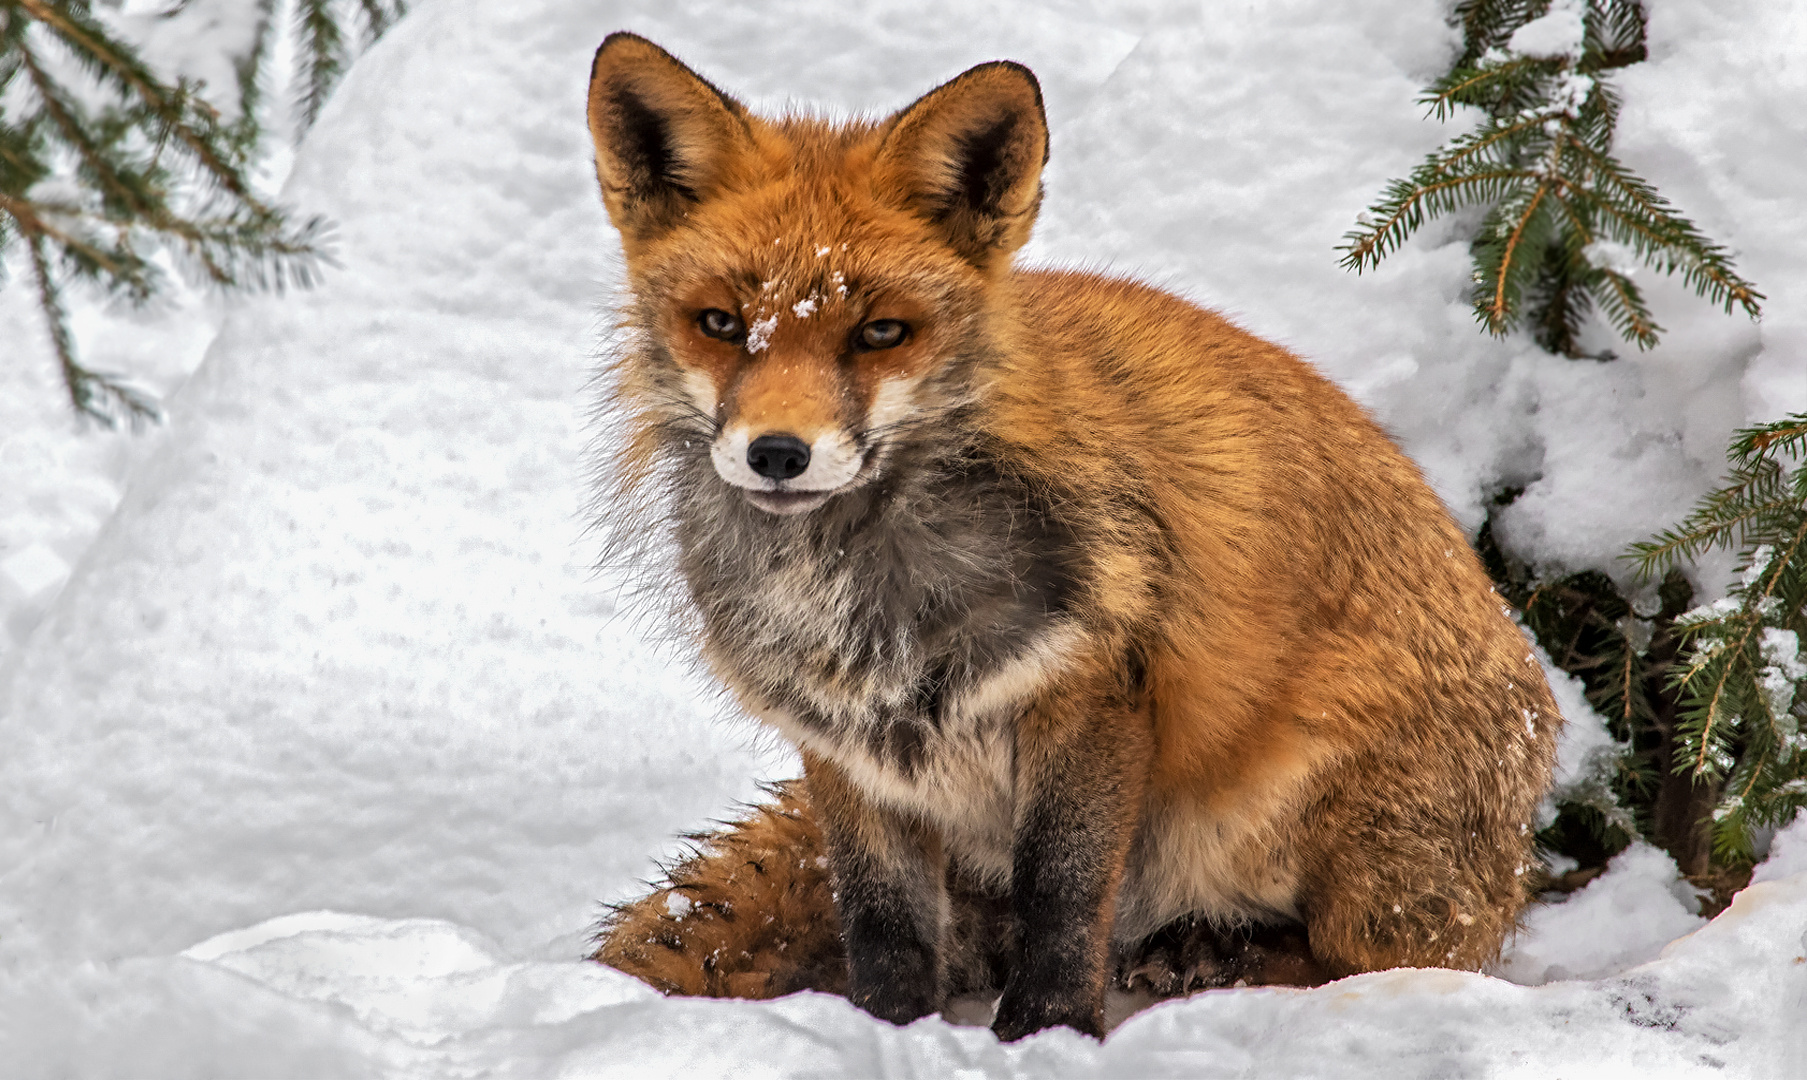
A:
[643, 195, 977, 306]
[620, 114, 979, 286]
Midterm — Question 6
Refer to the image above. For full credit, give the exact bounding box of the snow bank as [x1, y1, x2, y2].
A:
[1494, 843, 1707, 985]
[0, 273, 218, 667]
[2, 0, 1804, 1074]
[10, 876, 1801, 1077]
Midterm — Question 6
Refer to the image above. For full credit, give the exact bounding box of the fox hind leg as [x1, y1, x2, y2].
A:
[1298, 791, 1532, 976]
[1116, 916, 1330, 995]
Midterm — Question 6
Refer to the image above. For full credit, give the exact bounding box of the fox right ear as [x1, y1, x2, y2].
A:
[587, 34, 754, 249]
[873, 61, 1049, 270]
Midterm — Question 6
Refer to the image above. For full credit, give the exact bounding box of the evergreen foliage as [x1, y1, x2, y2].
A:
[1630, 414, 1807, 862]
[1487, 416, 1807, 878]
[1340, 0, 1762, 358]
[1, 0, 404, 427]
[292, 0, 407, 130]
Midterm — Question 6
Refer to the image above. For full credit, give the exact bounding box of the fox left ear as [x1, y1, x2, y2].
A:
[587, 33, 755, 250]
[873, 61, 1049, 270]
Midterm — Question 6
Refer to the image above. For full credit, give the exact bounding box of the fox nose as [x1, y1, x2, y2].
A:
[747, 434, 811, 480]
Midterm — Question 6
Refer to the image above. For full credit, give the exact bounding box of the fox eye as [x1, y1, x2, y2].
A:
[698, 309, 744, 341]
[856, 319, 909, 350]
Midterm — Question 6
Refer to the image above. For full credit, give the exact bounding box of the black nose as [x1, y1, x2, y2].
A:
[747, 434, 811, 480]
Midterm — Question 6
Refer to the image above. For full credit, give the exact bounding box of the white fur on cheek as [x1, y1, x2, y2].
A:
[867, 375, 921, 432]
[680, 369, 718, 416]
[710, 426, 763, 489]
[799, 430, 862, 492]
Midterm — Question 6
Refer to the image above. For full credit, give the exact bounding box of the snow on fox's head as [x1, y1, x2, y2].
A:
[587, 33, 1047, 515]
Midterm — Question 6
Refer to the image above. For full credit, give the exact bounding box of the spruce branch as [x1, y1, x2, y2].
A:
[1736, 417, 1807, 462]
[1630, 414, 1807, 575]
[27, 228, 159, 426]
[1500, 414, 1806, 875]
[1342, 0, 1761, 357]
[1629, 415, 1807, 848]
[229, 0, 279, 156]
[294, 0, 407, 133]
[3, 0, 402, 424]
[19, 0, 254, 199]
[355, 0, 405, 44]
[293, 0, 345, 131]
[1476, 174, 1556, 335]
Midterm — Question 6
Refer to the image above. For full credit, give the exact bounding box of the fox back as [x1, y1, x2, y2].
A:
[587, 34, 1559, 1040]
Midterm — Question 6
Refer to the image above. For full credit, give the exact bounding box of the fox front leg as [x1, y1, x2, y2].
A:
[992, 677, 1153, 1042]
[802, 750, 948, 1025]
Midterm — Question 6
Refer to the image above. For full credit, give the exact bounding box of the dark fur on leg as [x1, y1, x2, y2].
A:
[804, 751, 949, 1025]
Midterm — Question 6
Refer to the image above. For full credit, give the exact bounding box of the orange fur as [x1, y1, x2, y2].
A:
[595, 783, 847, 999]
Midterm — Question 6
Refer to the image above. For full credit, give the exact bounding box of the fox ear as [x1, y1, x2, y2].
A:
[873, 62, 1049, 268]
[587, 33, 754, 247]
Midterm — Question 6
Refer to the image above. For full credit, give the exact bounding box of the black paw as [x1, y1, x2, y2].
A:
[850, 983, 937, 1027]
[990, 988, 1105, 1042]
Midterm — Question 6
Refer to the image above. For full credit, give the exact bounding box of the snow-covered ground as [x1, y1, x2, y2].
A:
[3, 0, 1804, 1075]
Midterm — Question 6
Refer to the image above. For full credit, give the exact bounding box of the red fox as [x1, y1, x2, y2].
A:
[584, 33, 1560, 1040]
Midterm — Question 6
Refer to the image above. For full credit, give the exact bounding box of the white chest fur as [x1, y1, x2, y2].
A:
[758, 622, 1086, 889]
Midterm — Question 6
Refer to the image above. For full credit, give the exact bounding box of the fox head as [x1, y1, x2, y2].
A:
[587, 33, 1047, 516]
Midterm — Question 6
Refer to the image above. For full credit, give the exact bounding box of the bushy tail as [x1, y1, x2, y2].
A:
[593, 780, 848, 998]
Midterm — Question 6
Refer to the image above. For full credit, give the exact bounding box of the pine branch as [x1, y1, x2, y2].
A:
[1526, 241, 1591, 357]
[1340, 167, 1535, 271]
[1737, 417, 1807, 463]
[1631, 491, 1796, 572]
[1588, 265, 1658, 350]
[229, 0, 279, 155]
[20, 0, 255, 200]
[1473, 174, 1557, 334]
[1516, 413, 1805, 874]
[0, 189, 136, 283]
[1559, 140, 1764, 317]
[292, 0, 406, 133]
[2, 0, 382, 421]
[1453, 0, 1538, 66]
[1343, 0, 1762, 356]
[1630, 416, 1806, 574]
[1588, 0, 1648, 68]
[27, 228, 160, 426]
[1424, 56, 1551, 121]
[356, 0, 407, 44]
[294, 0, 346, 131]
[16, 44, 155, 221]
[1677, 517, 1807, 775]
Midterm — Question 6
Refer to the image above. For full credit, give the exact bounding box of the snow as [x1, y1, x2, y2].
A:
[1494, 843, 1708, 985]
[3, 0, 1805, 1074]
[1542, 652, 1621, 797]
[0, 543, 69, 600]
[746, 313, 781, 354]
[115, 0, 268, 124]
[1752, 816, 1807, 885]
[1506, 0, 1588, 61]
[1758, 627, 1804, 722]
